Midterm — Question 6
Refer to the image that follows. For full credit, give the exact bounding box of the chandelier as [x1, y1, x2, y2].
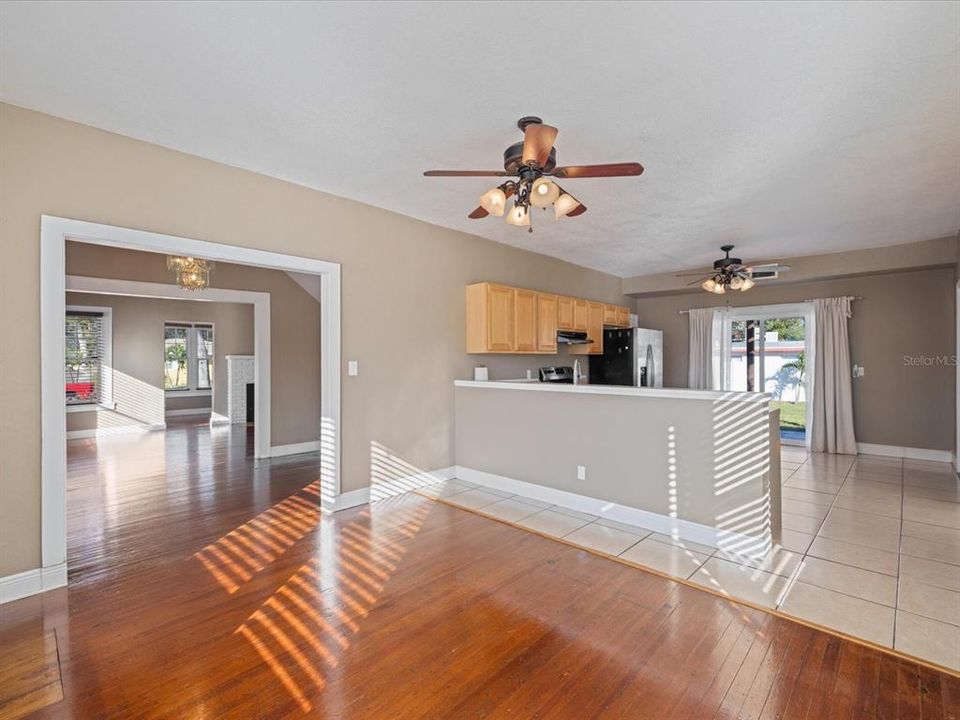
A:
[167, 256, 214, 291]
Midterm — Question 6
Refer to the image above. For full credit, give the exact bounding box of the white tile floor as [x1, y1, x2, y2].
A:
[420, 447, 960, 672]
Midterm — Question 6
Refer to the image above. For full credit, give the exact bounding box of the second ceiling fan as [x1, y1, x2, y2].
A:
[423, 116, 643, 232]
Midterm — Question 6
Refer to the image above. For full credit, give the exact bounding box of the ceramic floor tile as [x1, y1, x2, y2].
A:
[778, 580, 895, 646]
[806, 536, 900, 576]
[784, 476, 845, 495]
[899, 554, 960, 592]
[689, 557, 793, 608]
[901, 520, 960, 546]
[794, 556, 897, 606]
[648, 532, 716, 555]
[843, 472, 903, 487]
[776, 529, 816, 554]
[516, 509, 592, 538]
[712, 546, 803, 578]
[780, 487, 836, 508]
[898, 579, 960, 626]
[564, 523, 647, 557]
[902, 497, 960, 530]
[549, 506, 599, 522]
[895, 611, 960, 671]
[781, 511, 824, 534]
[445, 488, 512, 510]
[619, 537, 711, 580]
[594, 517, 654, 535]
[817, 508, 901, 552]
[904, 485, 960, 503]
[479, 497, 547, 523]
[900, 536, 960, 566]
[781, 499, 830, 521]
[419, 479, 477, 498]
[832, 491, 902, 519]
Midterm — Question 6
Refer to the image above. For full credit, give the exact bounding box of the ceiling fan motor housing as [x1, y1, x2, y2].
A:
[503, 142, 557, 174]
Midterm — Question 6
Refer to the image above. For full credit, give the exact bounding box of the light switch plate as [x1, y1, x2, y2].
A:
[348, 360, 358, 376]
[577, 465, 586, 481]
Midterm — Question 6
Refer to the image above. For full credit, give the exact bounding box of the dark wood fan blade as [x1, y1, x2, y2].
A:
[423, 170, 511, 177]
[521, 124, 558, 167]
[468, 206, 489, 219]
[553, 162, 644, 178]
[567, 203, 587, 217]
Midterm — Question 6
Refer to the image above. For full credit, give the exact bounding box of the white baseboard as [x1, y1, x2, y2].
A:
[165, 408, 211, 418]
[857, 443, 953, 464]
[270, 440, 321, 457]
[453, 466, 765, 553]
[66, 423, 165, 440]
[0, 563, 67, 604]
[329, 487, 371, 512]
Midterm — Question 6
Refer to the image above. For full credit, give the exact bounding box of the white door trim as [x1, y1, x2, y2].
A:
[41, 216, 342, 574]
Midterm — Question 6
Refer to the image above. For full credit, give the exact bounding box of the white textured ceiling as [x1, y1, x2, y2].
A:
[2, 1, 958, 277]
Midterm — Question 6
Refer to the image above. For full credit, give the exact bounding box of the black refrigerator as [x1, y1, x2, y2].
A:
[588, 328, 664, 387]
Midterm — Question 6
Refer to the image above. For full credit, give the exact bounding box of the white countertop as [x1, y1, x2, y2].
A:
[455, 380, 770, 403]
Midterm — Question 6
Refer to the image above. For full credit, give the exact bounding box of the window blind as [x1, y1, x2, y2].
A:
[65, 311, 104, 405]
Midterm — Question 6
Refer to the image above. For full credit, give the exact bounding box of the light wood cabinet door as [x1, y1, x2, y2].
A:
[486, 284, 516, 351]
[616, 306, 630, 328]
[557, 296, 575, 330]
[573, 299, 589, 331]
[604, 305, 618, 325]
[587, 302, 605, 354]
[514, 289, 538, 352]
[536, 293, 558, 352]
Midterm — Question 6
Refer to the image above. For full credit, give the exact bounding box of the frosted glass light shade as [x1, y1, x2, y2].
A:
[554, 191, 581, 218]
[505, 204, 530, 227]
[739, 276, 755, 291]
[479, 187, 507, 216]
[530, 178, 560, 208]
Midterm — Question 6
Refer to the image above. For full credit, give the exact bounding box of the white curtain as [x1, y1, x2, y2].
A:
[810, 297, 857, 454]
[688, 308, 715, 389]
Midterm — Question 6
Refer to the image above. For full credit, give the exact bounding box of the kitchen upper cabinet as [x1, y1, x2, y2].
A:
[536, 293, 558, 352]
[466, 282, 515, 353]
[573, 299, 589, 331]
[514, 289, 538, 352]
[604, 303, 632, 328]
[604, 305, 618, 325]
[557, 296, 575, 330]
[467, 282, 628, 354]
[571, 301, 605, 355]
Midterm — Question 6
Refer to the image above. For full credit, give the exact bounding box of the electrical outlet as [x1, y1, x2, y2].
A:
[348, 360, 358, 376]
[577, 465, 586, 481]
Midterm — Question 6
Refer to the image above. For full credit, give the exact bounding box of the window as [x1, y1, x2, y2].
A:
[66, 311, 104, 405]
[164, 322, 214, 392]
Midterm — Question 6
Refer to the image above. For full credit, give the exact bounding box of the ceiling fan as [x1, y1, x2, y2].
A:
[678, 245, 792, 294]
[423, 116, 643, 232]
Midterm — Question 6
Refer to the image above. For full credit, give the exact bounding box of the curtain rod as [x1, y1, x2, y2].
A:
[677, 296, 863, 315]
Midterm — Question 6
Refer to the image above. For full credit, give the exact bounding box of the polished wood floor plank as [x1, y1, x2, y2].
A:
[0, 625, 63, 720]
[1, 419, 959, 718]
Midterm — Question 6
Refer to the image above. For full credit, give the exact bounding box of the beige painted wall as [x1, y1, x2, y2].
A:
[65, 292, 254, 430]
[0, 103, 630, 576]
[455, 386, 771, 533]
[66, 243, 319, 443]
[634, 267, 956, 451]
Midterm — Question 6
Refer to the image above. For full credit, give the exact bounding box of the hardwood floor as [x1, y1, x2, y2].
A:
[1, 419, 959, 718]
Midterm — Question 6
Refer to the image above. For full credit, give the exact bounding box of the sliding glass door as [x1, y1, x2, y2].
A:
[727, 314, 808, 444]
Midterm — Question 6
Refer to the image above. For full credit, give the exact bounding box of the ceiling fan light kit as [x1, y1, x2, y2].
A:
[686, 245, 788, 295]
[424, 116, 643, 233]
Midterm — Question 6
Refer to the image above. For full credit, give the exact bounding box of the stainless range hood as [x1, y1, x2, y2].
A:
[557, 330, 593, 345]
